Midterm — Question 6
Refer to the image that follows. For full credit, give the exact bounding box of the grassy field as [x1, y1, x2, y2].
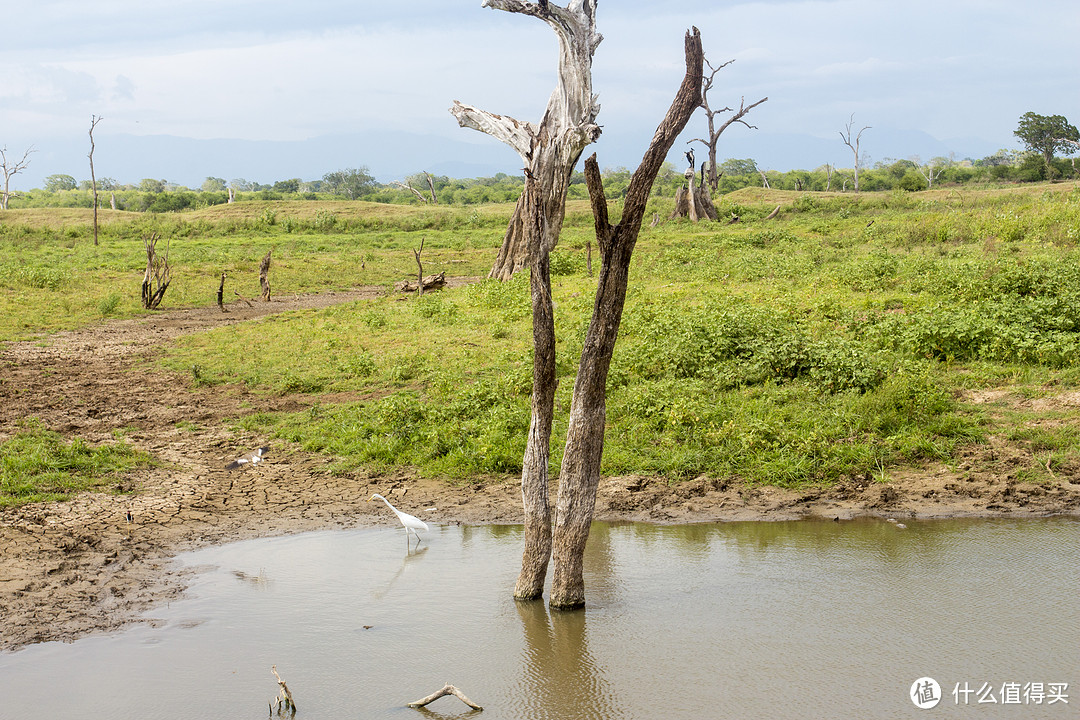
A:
[3, 183, 1079, 493]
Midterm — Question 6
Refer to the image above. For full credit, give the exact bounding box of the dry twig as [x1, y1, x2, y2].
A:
[407, 683, 483, 711]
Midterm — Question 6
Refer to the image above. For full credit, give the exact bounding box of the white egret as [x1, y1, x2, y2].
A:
[369, 493, 429, 546]
[226, 446, 268, 470]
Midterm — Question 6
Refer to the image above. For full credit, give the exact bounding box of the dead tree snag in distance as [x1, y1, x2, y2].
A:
[840, 114, 870, 193]
[141, 233, 171, 309]
[217, 271, 227, 312]
[549, 27, 704, 610]
[451, 0, 602, 601]
[0, 146, 35, 211]
[259, 250, 272, 301]
[88, 115, 102, 245]
[685, 57, 767, 193]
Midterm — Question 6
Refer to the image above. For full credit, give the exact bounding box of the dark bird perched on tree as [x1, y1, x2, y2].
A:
[685, 148, 695, 170]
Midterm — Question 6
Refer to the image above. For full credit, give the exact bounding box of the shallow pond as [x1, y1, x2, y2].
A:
[2, 518, 1077, 719]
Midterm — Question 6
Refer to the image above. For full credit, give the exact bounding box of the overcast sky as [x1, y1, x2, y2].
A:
[3, 0, 1078, 186]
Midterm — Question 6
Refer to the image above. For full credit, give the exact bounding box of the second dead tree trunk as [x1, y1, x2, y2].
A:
[550, 27, 703, 609]
[451, 0, 602, 601]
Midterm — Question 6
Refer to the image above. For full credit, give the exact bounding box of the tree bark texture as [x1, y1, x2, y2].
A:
[514, 173, 556, 600]
[549, 27, 704, 609]
[451, 0, 601, 600]
[452, 0, 602, 281]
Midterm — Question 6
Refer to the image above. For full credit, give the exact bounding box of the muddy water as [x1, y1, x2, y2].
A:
[2, 518, 1077, 719]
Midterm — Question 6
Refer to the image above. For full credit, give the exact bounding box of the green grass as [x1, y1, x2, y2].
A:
[0, 423, 152, 508]
[3, 183, 1079, 491]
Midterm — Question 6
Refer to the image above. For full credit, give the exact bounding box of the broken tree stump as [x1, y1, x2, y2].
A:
[259, 250, 272, 301]
[395, 271, 446, 293]
[217, 271, 227, 312]
[407, 684, 483, 711]
[669, 172, 718, 222]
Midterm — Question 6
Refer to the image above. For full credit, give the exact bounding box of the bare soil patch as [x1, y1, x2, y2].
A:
[2, 286, 1078, 652]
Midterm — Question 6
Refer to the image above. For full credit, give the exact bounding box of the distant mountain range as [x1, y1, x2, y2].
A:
[12, 126, 1004, 191]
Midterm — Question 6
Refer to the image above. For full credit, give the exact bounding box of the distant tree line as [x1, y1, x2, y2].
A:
[6, 146, 1077, 214]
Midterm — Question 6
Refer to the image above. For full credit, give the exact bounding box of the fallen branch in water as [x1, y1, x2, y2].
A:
[270, 665, 297, 717]
[407, 683, 483, 711]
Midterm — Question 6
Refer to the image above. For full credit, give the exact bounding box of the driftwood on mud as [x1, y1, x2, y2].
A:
[395, 271, 446, 293]
[141, 232, 171, 309]
[407, 684, 483, 711]
[259, 250, 272, 301]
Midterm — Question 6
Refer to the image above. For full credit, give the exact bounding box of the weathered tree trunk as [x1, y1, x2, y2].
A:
[670, 175, 718, 221]
[217, 271, 227, 312]
[489, 193, 528, 280]
[259, 250, 272, 301]
[455, 0, 602, 283]
[549, 27, 704, 610]
[515, 173, 557, 599]
[451, 0, 602, 600]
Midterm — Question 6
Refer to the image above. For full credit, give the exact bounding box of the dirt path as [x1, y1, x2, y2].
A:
[2, 287, 1078, 652]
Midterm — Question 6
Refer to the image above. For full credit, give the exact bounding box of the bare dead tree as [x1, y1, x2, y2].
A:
[391, 180, 430, 203]
[141, 233, 171, 309]
[822, 163, 834, 192]
[839, 114, 870, 192]
[425, 172, 439, 204]
[684, 57, 767, 193]
[913, 156, 945, 189]
[0, 145, 35, 211]
[88, 115, 102, 245]
[259, 250, 272, 301]
[451, 0, 602, 601]
[549, 27, 704, 609]
[454, 0, 602, 284]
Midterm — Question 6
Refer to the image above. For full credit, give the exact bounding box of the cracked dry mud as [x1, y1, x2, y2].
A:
[2, 286, 1079, 652]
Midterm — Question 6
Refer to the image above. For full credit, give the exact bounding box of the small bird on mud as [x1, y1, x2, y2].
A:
[369, 493, 429, 547]
[226, 446, 269, 470]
